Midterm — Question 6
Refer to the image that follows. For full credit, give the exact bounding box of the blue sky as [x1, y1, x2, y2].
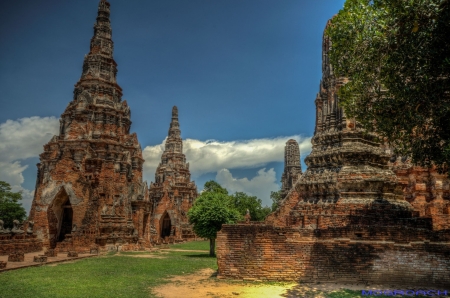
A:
[0, 0, 345, 212]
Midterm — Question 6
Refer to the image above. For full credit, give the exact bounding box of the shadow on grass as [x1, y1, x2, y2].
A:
[183, 254, 216, 258]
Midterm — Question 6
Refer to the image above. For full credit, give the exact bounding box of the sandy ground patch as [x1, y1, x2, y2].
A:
[152, 268, 295, 298]
[152, 268, 393, 298]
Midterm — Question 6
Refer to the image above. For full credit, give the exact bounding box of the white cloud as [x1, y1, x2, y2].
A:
[0, 116, 59, 162]
[0, 116, 313, 213]
[216, 168, 279, 207]
[143, 135, 311, 181]
[0, 116, 59, 213]
[0, 161, 28, 186]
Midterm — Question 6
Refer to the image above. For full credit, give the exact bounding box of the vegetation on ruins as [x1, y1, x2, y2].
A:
[229, 192, 272, 221]
[270, 190, 283, 211]
[188, 181, 241, 256]
[0, 181, 27, 229]
[327, 0, 450, 173]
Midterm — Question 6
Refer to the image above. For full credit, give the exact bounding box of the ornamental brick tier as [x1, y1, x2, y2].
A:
[280, 139, 302, 199]
[216, 19, 450, 286]
[28, 0, 152, 252]
[149, 107, 198, 243]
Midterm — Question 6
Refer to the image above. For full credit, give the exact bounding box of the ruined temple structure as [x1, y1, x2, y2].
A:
[280, 139, 302, 199]
[28, 0, 152, 252]
[148, 106, 198, 242]
[391, 158, 450, 230]
[217, 19, 450, 286]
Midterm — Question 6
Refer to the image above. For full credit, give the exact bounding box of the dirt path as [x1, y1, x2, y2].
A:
[152, 268, 374, 298]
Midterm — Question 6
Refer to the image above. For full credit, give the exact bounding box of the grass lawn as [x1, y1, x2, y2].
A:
[0, 240, 429, 298]
[0, 241, 216, 298]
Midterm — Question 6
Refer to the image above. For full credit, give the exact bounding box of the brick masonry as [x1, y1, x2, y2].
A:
[217, 224, 450, 286]
[148, 106, 198, 243]
[27, 0, 152, 253]
[216, 18, 450, 286]
[0, 234, 43, 256]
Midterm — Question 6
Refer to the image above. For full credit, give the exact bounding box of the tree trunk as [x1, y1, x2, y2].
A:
[209, 238, 215, 257]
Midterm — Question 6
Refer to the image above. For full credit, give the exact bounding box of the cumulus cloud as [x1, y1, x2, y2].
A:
[0, 116, 59, 162]
[143, 135, 311, 181]
[216, 168, 279, 207]
[0, 161, 28, 186]
[0, 116, 59, 213]
[0, 116, 313, 213]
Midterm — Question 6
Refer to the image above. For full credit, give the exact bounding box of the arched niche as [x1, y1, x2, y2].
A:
[160, 211, 172, 238]
[47, 188, 74, 247]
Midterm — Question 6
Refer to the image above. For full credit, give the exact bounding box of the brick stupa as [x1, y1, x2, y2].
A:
[216, 19, 450, 286]
[29, 0, 152, 252]
[149, 106, 198, 242]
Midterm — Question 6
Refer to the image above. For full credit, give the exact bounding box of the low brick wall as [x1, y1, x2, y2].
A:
[216, 224, 450, 286]
[0, 235, 43, 256]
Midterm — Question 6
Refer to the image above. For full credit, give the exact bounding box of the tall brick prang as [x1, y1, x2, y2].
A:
[28, 0, 152, 252]
[149, 106, 198, 242]
[217, 19, 450, 286]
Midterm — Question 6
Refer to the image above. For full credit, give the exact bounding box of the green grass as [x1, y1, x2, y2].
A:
[0, 240, 428, 298]
[169, 239, 210, 250]
[0, 241, 216, 298]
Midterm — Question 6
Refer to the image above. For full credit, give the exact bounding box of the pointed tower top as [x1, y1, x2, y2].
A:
[167, 106, 181, 142]
[74, 0, 122, 103]
[172, 106, 178, 118]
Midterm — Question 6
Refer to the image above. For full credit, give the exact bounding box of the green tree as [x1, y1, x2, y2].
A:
[230, 192, 271, 221]
[270, 190, 282, 212]
[0, 181, 27, 229]
[188, 181, 240, 256]
[202, 180, 228, 195]
[327, 0, 450, 173]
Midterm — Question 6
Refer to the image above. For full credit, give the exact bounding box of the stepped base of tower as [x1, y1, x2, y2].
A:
[217, 195, 450, 286]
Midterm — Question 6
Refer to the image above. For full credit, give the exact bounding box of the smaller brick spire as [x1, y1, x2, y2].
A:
[167, 106, 182, 143]
[281, 139, 302, 197]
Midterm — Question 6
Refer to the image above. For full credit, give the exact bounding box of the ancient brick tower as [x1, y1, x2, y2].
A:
[280, 139, 302, 198]
[217, 19, 450, 285]
[29, 0, 152, 252]
[149, 106, 198, 242]
[267, 20, 411, 227]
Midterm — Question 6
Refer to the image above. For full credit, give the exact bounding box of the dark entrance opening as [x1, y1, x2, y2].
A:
[58, 199, 73, 242]
[161, 212, 172, 238]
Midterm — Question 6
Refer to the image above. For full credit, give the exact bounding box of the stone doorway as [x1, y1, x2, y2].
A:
[58, 200, 73, 242]
[161, 212, 172, 238]
[48, 188, 74, 248]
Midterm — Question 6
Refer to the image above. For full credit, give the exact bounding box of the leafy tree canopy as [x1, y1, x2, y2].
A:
[327, 0, 450, 173]
[202, 180, 229, 195]
[0, 181, 27, 229]
[229, 192, 271, 221]
[188, 181, 240, 256]
[270, 190, 283, 212]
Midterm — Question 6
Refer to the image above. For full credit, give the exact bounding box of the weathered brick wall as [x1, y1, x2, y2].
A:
[0, 235, 43, 256]
[216, 224, 450, 286]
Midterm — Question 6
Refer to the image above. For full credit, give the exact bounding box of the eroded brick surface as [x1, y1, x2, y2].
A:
[217, 225, 450, 286]
[8, 252, 24, 262]
[0, 234, 43, 256]
[149, 107, 198, 243]
[28, 0, 152, 253]
[218, 19, 450, 286]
